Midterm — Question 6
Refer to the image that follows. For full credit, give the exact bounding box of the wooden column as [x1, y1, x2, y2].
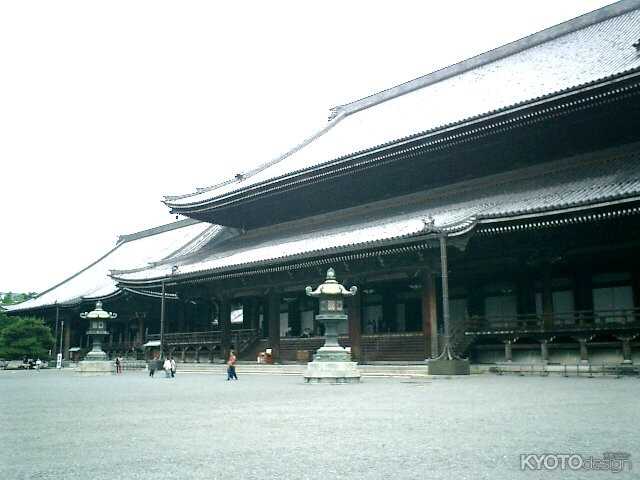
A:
[382, 288, 396, 333]
[348, 293, 362, 361]
[573, 264, 593, 323]
[64, 320, 71, 359]
[578, 337, 589, 363]
[137, 317, 145, 344]
[422, 271, 438, 358]
[504, 339, 513, 362]
[288, 299, 301, 336]
[540, 339, 549, 363]
[542, 263, 554, 330]
[517, 269, 536, 315]
[219, 297, 232, 360]
[267, 291, 281, 362]
[616, 335, 633, 364]
[244, 297, 259, 332]
[632, 269, 640, 310]
[176, 302, 185, 332]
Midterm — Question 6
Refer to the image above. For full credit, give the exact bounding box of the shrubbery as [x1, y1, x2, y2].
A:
[0, 310, 54, 359]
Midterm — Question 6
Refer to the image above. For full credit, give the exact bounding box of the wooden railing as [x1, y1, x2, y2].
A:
[147, 331, 221, 345]
[146, 329, 258, 350]
[465, 308, 640, 334]
[103, 341, 143, 351]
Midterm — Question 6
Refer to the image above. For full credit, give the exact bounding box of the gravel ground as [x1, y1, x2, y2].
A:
[1, 369, 638, 480]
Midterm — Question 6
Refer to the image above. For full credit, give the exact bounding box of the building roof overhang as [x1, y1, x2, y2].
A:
[164, 2, 640, 224]
[119, 142, 640, 287]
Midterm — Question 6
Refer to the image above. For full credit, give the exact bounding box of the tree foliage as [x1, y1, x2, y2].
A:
[1, 292, 37, 305]
[0, 316, 54, 359]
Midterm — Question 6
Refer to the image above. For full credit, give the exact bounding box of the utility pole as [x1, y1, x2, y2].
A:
[59, 320, 65, 359]
[160, 280, 166, 360]
[53, 304, 60, 356]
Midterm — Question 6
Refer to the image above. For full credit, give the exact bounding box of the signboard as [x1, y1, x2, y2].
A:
[56, 353, 63, 369]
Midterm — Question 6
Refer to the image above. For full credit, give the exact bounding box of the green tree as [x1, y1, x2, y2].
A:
[0, 317, 54, 359]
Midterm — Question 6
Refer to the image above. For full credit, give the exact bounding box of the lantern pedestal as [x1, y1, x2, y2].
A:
[78, 360, 115, 375]
[304, 359, 361, 383]
[303, 289, 361, 383]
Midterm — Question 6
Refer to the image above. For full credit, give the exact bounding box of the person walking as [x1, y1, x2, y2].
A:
[170, 357, 176, 378]
[163, 357, 172, 378]
[35, 358, 42, 371]
[115, 356, 121, 374]
[227, 350, 238, 381]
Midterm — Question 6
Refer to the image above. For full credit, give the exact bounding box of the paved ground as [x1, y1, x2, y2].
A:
[1, 369, 638, 480]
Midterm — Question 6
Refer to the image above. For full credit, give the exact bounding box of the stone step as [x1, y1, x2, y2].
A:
[171, 363, 432, 377]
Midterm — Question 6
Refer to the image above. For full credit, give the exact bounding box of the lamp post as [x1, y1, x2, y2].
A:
[303, 268, 361, 383]
[59, 319, 64, 361]
[159, 265, 178, 361]
[422, 218, 470, 375]
[160, 280, 166, 360]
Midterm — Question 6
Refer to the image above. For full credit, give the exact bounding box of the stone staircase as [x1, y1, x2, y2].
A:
[240, 333, 428, 363]
[173, 362, 431, 377]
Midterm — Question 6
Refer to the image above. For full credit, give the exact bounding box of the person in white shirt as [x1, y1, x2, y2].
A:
[163, 358, 172, 378]
[170, 357, 176, 378]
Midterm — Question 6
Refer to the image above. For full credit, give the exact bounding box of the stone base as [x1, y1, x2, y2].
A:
[78, 360, 114, 375]
[85, 351, 108, 361]
[428, 358, 470, 376]
[312, 346, 352, 363]
[304, 361, 361, 384]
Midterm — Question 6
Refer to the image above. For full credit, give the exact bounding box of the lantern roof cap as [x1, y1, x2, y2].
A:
[80, 301, 118, 320]
[305, 268, 358, 298]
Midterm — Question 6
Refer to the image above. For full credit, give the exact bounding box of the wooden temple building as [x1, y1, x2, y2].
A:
[7, 1, 640, 365]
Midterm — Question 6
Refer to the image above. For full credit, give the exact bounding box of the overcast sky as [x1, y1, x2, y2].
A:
[0, 0, 616, 293]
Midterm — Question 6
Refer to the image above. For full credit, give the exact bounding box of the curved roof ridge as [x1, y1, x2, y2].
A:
[5, 242, 124, 311]
[330, 0, 640, 119]
[116, 218, 201, 243]
[163, 112, 347, 203]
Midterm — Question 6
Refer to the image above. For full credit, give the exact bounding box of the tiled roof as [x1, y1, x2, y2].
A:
[121, 143, 640, 283]
[5, 220, 213, 313]
[166, 2, 640, 209]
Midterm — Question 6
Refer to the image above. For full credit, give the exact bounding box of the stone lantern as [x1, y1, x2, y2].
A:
[79, 301, 117, 374]
[303, 268, 361, 383]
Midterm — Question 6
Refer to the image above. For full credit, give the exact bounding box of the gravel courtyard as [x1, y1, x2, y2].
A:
[1, 369, 638, 480]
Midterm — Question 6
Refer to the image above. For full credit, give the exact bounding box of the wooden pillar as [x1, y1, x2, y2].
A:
[219, 297, 232, 360]
[267, 291, 281, 362]
[125, 319, 131, 345]
[540, 339, 549, 363]
[617, 335, 633, 364]
[504, 339, 513, 362]
[137, 317, 145, 344]
[177, 302, 185, 332]
[348, 293, 362, 361]
[578, 338, 589, 364]
[64, 320, 72, 359]
[244, 297, 259, 332]
[422, 271, 438, 358]
[517, 268, 536, 315]
[288, 299, 301, 336]
[632, 269, 640, 310]
[573, 265, 593, 323]
[382, 288, 395, 333]
[542, 263, 554, 330]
